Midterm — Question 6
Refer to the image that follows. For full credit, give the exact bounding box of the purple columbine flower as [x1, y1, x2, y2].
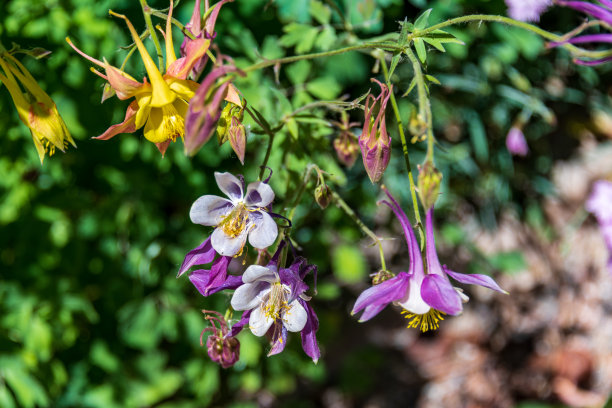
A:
[200, 310, 240, 369]
[505, 0, 552, 22]
[230, 255, 320, 362]
[506, 126, 529, 156]
[352, 188, 506, 332]
[586, 180, 612, 272]
[359, 79, 392, 183]
[190, 172, 278, 257]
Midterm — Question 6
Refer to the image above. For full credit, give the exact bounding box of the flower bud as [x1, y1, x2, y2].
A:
[359, 79, 392, 183]
[418, 161, 442, 211]
[372, 269, 395, 285]
[333, 132, 359, 168]
[506, 126, 529, 156]
[409, 110, 427, 143]
[314, 183, 332, 209]
[228, 116, 246, 164]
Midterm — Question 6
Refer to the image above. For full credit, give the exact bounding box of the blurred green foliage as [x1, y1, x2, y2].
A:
[1, 0, 611, 406]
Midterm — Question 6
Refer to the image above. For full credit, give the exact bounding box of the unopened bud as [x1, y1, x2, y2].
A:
[359, 79, 392, 183]
[228, 116, 246, 164]
[372, 269, 395, 285]
[206, 333, 240, 369]
[409, 111, 427, 143]
[418, 161, 442, 210]
[314, 184, 332, 209]
[333, 132, 359, 168]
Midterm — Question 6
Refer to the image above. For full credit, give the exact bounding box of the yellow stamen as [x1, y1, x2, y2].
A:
[263, 282, 290, 321]
[219, 203, 250, 238]
[401, 309, 446, 332]
[161, 103, 184, 142]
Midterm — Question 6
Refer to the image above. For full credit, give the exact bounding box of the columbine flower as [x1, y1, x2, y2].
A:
[506, 126, 529, 156]
[352, 188, 506, 332]
[67, 2, 210, 155]
[505, 0, 552, 22]
[189, 172, 278, 256]
[230, 255, 320, 362]
[0, 51, 75, 164]
[200, 310, 240, 368]
[359, 79, 392, 183]
[586, 180, 612, 272]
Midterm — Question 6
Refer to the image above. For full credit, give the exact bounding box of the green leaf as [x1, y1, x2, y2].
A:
[413, 38, 427, 63]
[465, 110, 489, 163]
[279, 23, 319, 54]
[286, 60, 311, 85]
[414, 8, 432, 30]
[310, 0, 331, 25]
[425, 74, 441, 85]
[402, 77, 417, 97]
[315, 25, 337, 50]
[388, 51, 402, 79]
[306, 77, 341, 99]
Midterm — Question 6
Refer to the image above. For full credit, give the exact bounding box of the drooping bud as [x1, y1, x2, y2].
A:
[359, 79, 392, 183]
[331, 114, 360, 168]
[408, 110, 427, 143]
[314, 183, 332, 209]
[417, 161, 442, 211]
[506, 126, 529, 157]
[228, 116, 246, 164]
[200, 310, 240, 369]
[371, 269, 395, 285]
[216, 99, 246, 164]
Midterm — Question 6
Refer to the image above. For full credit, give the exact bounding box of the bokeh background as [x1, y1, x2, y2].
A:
[1, 0, 612, 406]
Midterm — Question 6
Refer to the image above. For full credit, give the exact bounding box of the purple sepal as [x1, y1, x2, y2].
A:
[421, 274, 463, 316]
[574, 56, 612, 66]
[557, 1, 612, 24]
[351, 272, 410, 321]
[177, 237, 216, 277]
[267, 323, 288, 356]
[279, 266, 309, 303]
[444, 267, 508, 294]
[189, 256, 238, 296]
[229, 310, 251, 337]
[548, 33, 612, 48]
[298, 298, 320, 363]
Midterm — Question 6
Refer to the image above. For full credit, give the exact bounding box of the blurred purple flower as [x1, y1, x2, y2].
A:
[200, 310, 240, 368]
[505, 0, 552, 21]
[189, 172, 278, 256]
[352, 188, 506, 332]
[586, 180, 612, 271]
[230, 254, 320, 362]
[506, 127, 529, 156]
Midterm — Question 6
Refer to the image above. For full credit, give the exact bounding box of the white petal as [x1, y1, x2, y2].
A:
[210, 227, 248, 256]
[249, 305, 274, 337]
[244, 181, 275, 208]
[231, 284, 269, 311]
[282, 300, 307, 332]
[248, 211, 278, 249]
[214, 172, 243, 202]
[455, 287, 470, 303]
[243, 264, 278, 284]
[397, 276, 430, 315]
[189, 195, 233, 226]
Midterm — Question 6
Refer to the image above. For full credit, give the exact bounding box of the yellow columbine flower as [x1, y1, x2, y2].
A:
[67, 1, 210, 155]
[0, 51, 75, 164]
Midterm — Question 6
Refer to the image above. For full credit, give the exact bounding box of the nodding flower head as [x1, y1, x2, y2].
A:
[506, 126, 529, 156]
[189, 172, 278, 257]
[352, 187, 506, 332]
[359, 79, 392, 183]
[0, 51, 75, 164]
[505, 0, 552, 22]
[200, 310, 240, 369]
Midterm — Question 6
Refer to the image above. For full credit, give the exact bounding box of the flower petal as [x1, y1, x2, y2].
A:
[230, 282, 270, 311]
[267, 323, 288, 356]
[93, 101, 138, 140]
[214, 172, 243, 201]
[249, 305, 275, 336]
[298, 299, 320, 363]
[189, 195, 233, 226]
[210, 227, 248, 256]
[248, 211, 278, 249]
[351, 272, 410, 321]
[245, 181, 275, 207]
[229, 310, 251, 337]
[421, 274, 463, 316]
[283, 300, 307, 332]
[188, 257, 237, 297]
[242, 264, 277, 284]
[177, 237, 216, 277]
[444, 268, 508, 294]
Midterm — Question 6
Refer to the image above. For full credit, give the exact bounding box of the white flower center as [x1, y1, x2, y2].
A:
[263, 282, 290, 321]
[220, 203, 250, 238]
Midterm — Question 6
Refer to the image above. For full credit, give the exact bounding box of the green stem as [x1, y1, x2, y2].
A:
[139, 0, 164, 70]
[331, 190, 387, 271]
[242, 42, 403, 73]
[287, 164, 316, 223]
[378, 52, 424, 245]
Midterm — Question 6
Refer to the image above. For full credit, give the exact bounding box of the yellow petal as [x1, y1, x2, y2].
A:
[164, 0, 177, 70]
[143, 108, 166, 143]
[135, 94, 152, 129]
[166, 77, 199, 100]
[110, 11, 176, 107]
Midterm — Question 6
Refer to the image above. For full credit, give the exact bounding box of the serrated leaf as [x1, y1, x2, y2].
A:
[413, 38, 427, 63]
[402, 77, 417, 97]
[306, 77, 341, 99]
[425, 74, 441, 85]
[414, 8, 432, 30]
[315, 25, 336, 50]
[310, 0, 331, 25]
[279, 23, 320, 54]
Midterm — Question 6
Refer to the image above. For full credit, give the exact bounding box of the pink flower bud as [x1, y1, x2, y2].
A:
[359, 79, 392, 183]
[506, 126, 529, 156]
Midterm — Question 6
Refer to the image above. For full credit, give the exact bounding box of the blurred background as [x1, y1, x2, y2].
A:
[1, 0, 612, 406]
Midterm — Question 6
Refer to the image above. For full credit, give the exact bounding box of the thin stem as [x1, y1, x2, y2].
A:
[139, 0, 164, 70]
[331, 190, 387, 271]
[287, 164, 316, 223]
[378, 52, 424, 246]
[242, 42, 403, 73]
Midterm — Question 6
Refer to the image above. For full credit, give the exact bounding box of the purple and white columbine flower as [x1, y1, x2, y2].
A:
[586, 180, 612, 272]
[506, 126, 529, 156]
[352, 188, 506, 332]
[230, 256, 320, 362]
[190, 172, 278, 256]
[505, 0, 552, 22]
